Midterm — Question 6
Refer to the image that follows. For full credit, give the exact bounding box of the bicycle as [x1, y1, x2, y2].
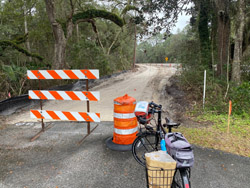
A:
[132, 101, 192, 188]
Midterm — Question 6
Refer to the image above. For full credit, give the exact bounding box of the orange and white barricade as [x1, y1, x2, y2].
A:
[27, 69, 100, 142]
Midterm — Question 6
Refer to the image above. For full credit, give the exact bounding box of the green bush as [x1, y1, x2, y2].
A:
[229, 82, 250, 115]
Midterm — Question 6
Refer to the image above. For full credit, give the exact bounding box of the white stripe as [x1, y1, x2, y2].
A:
[88, 113, 101, 122]
[72, 70, 86, 79]
[40, 71, 53, 79]
[42, 90, 55, 100]
[29, 90, 39, 99]
[40, 110, 51, 119]
[74, 91, 88, 101]
[55, 70, 69, 79]
[74, 91, 100, 101]
[114, 127, 138, 135]
[114, 113, 135, 119]
[92, 92, 100, 101]
[91, 70, 99, 79]
[54, 111, 68, 120]
[27, 71, 37, 79]
[71, 112, 85, 121]
[57, 91, 71, 100]
[30, 111, 36, 119]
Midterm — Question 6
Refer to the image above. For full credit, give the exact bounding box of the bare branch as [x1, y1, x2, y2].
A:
[107, 29, 122, 55]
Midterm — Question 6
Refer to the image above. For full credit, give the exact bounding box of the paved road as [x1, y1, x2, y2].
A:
[0, 121, 249, 188]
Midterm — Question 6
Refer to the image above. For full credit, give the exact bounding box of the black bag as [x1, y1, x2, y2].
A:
[165, 132, 194, 168]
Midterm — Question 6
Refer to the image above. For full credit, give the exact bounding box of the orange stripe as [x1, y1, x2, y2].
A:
[33, 90, 48, 100]
[27, 76, 30, 79]
[114, 104, 136, 113]
[81, 70, 97, 79]
[83, 92, 98, 101]
[31, 70, 46, 79]
[47, 70, 62, 79]
[114, 117, 137, 122]
[114, 119, 137, 129]
[62, 111, 77, 121]
[46, 110, 60, 120]
[31, 110, 43, 119]
[79, 112, 94, 122]
[49, 91, 63, 100]
[65, 91, 81, 100]
[96, 113, 100, 118]
[64, 70, 78, 79]
[113, 132, 137, 145]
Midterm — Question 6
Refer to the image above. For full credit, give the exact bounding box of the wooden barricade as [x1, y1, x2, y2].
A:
[27, 69, 100, 143]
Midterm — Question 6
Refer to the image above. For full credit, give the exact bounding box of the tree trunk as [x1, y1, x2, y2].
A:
[215, 0, 230, 78]
[76, 24, 79, 43]
[24, 1, 32, 62]
[211, 1, 218, 78]
[198, 0, 211, 67]
[53, 29, 67, 69]
[44, 0, 74, 69]
[232, 0, 245, 84]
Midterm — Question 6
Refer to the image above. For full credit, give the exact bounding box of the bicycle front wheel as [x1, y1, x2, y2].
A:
[132, 132, 159, 167]
[172, 168, 191, 188]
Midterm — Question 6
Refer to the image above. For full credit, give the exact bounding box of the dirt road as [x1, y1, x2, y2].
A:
[7, 64, 178, 124]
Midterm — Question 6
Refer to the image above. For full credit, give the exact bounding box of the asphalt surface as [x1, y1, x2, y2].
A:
[0, 121, 249, 188]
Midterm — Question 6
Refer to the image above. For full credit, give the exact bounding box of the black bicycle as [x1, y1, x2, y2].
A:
[132, 102, 191, 188]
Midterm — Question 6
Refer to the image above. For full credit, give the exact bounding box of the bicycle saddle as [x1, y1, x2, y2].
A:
[164, 122, 180, 127]
[164, 117, 180, 127]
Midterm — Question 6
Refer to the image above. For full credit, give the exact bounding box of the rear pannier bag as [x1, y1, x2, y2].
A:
[165, 132, 194, 168]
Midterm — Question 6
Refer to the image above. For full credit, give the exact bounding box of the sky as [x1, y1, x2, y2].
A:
[170, 13, 191, 34]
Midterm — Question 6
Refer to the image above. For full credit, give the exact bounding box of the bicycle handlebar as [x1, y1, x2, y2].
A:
[149, 101, 162, 109]
[137, 102, 162, 125]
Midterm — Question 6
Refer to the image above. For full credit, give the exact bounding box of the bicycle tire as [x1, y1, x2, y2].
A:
[132, 132, 159, 167]
[172, 168, 191, 188]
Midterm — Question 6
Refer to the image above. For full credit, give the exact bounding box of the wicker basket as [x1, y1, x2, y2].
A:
[146, 165, 176, 188]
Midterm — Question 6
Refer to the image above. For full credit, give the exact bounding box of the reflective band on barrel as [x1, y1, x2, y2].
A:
[114, 101, 137, 105]
[114, 113, 135, 119]
[114, 127, 138, 135]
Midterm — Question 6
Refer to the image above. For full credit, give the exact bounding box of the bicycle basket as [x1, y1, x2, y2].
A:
[146, 165, 176, 188]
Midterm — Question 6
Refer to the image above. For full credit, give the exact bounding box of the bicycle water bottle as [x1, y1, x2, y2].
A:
[160, 139, 166, 151]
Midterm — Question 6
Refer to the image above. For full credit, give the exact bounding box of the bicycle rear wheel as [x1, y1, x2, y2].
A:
[172, 168, 191, 188]
[132, 132, 159, 167]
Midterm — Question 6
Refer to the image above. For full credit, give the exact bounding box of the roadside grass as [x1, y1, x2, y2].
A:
[175, 113, 250, 157]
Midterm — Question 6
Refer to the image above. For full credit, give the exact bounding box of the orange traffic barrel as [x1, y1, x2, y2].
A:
[106, 94, 138, 151]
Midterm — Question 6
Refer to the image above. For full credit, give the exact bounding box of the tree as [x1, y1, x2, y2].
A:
[44, 0, 75, 69]
[213, 0, 231, 78]
[44, 0, 127, 69]
[197, 0, 211, 67]
[232, 0, 246, 84]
